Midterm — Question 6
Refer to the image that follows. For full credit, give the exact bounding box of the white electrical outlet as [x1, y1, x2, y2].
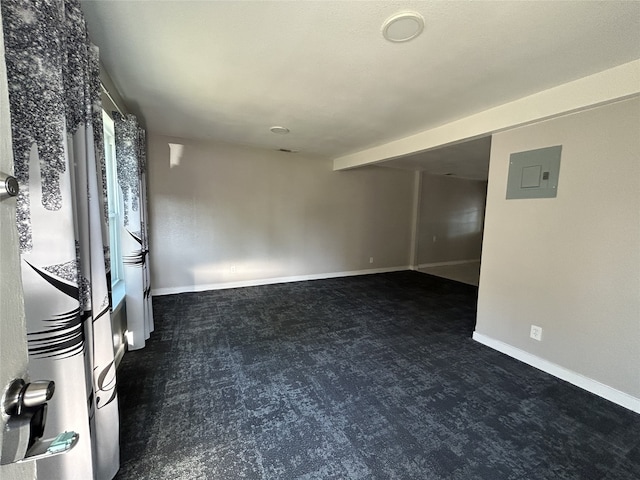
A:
[369, 257, 374, 264]
[230, 265, 237, 273]
[530, 325, 543, 341]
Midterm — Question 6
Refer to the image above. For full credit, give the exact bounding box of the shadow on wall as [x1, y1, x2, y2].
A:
[417, 173, 488, 266]
[146, 136, 415, 294]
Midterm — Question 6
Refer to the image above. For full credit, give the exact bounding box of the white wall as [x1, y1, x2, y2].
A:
[147, 135, 414, 294]
[417, 174, 487, 266]
[475, 98, 640, 408]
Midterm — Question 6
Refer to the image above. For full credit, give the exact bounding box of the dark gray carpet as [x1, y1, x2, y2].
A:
[114, 271, 640, 479]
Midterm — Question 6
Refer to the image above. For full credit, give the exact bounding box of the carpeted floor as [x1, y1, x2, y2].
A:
[114, 271, 640, 479]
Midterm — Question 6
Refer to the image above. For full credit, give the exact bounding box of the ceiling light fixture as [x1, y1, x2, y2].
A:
[270, 126, 290, 134]
[382, 12, 424, 43]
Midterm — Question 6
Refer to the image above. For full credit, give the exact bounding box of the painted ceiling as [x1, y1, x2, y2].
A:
[80, 1, 640, 179]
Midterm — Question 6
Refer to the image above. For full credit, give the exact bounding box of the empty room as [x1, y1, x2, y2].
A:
[0, 1, 639, 480]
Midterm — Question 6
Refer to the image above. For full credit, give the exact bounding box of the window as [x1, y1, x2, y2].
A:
[102, 110, 125, 307]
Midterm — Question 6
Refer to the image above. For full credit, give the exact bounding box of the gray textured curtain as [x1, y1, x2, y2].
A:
[113, 113, 154, 349]
[2, 0, 119, 478]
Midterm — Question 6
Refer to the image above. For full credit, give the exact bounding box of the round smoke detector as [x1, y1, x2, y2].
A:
[382, 12, 424, 43]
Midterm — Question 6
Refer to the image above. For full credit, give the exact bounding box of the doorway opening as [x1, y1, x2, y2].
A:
[381, 136, 491, 286]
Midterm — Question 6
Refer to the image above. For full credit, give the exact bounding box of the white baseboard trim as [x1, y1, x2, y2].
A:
[472, 332, 640, 414]
[151, 265, 410, 297]
[418, 259, 480, 269]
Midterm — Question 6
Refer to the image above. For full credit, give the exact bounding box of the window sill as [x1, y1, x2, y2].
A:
[112, 280, 126, 312]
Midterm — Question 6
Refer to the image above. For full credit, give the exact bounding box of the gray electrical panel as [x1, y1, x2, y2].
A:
[506, 145, 562, 199]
